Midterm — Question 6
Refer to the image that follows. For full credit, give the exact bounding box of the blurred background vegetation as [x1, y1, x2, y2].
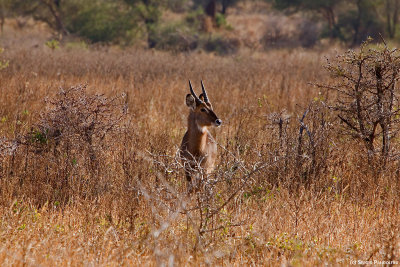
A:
[1, 0, 400, 52]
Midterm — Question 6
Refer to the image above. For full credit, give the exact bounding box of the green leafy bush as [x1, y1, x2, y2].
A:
[215, 13, 227, 28]
[185, 8, 205, 30]
[65, 0, 137, 43]
[65, 41, 89, 50]
[45, 39, 60, 50]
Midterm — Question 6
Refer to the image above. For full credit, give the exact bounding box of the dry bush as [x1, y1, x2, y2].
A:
[1, 84, 127, 205]
[318, 39, 400, 167]
[0, 30, 400, 266]
[263, 99, 333, 189]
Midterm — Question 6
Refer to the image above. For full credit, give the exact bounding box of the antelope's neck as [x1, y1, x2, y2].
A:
[188, 116, 209, 156]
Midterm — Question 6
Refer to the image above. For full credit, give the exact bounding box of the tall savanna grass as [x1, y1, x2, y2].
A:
[0, 29, 399, 266]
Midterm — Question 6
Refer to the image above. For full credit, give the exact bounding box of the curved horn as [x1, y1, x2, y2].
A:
[189, 80, 202, 104]
[201, 80, 209, 103]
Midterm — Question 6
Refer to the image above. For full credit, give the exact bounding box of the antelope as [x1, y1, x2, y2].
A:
[180, 80, 222, 193]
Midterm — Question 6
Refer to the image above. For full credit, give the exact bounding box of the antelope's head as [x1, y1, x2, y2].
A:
[186, 80, 222, 129]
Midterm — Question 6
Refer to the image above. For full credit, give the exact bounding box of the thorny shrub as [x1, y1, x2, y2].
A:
[318, 39, 400, 164]
[1, 85, 127, 204]
[265, 100, 333, 189]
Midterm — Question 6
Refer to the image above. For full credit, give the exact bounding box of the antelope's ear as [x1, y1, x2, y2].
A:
[199, 93, 205, 102]
[199, 93, 212, 108]
[186, 94, 196, 109]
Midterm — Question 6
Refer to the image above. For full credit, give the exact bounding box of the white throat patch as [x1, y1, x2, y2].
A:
[197, 124, 208, 134]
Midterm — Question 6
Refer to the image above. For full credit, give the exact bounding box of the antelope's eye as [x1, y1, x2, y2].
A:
[200, 108, 207, 112]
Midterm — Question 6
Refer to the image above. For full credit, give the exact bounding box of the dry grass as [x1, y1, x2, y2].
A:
[0, 29, 400, 266]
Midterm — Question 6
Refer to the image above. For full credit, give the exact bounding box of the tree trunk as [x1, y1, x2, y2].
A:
[321, 6, 339, 39]
[386, 0, 394, 37]
[0, 15, 4, 33]
[375, 64, 390, 161]
[205, 0, 216, 19]
[0, 2, 4, 33]
[40, 0, 68, 35]
[351, 0, 362, 47]
[221, 0, 229, 15]
[386, 0, 399, 38]
[394, 0, 399, 38]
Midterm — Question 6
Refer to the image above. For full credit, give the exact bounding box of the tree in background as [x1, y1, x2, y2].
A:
[5, 0, 141, 43]
[65, 0, 138, 43]
[8, 0, 68, 35]
[123, 0, 162, 47]
[0, 0, 11, 32]
[193, 0, 239, 22]
[337, 0, 383, 47]
[384, 0, 399, 39]
[3, 0, 187, 47]
[272, 0, 398, 46]
[192, 0, 220, 17]
[272, 0, 343, 39]
[5, 0, 398, 48]
[220, 0, 239, 14]
[39, 0, 68, 35]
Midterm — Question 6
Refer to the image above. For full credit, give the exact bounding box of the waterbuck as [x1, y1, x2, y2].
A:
[180, 80, 222, 193]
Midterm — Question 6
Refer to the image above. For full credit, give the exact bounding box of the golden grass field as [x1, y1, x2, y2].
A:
[0, 25, 400, 266]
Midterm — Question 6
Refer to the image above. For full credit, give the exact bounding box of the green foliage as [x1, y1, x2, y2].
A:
[65, 41, 89, 50]
[2, 0, 400, 48]
[127, 0, 163, 47]
[7, 0, 142, 43]
[0, 60, 10, 70]
[185, 7, 204, 29]
[336, 1, 383, 46]
[65, 0, 137, 43]
[134, 1, 162, 25]
[45, 39, 60, 50]
[31, 129, 48, 145]
[272, 0, 386, 46]
[215, 13, 227, 28]
[165, 0, 191, 12]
